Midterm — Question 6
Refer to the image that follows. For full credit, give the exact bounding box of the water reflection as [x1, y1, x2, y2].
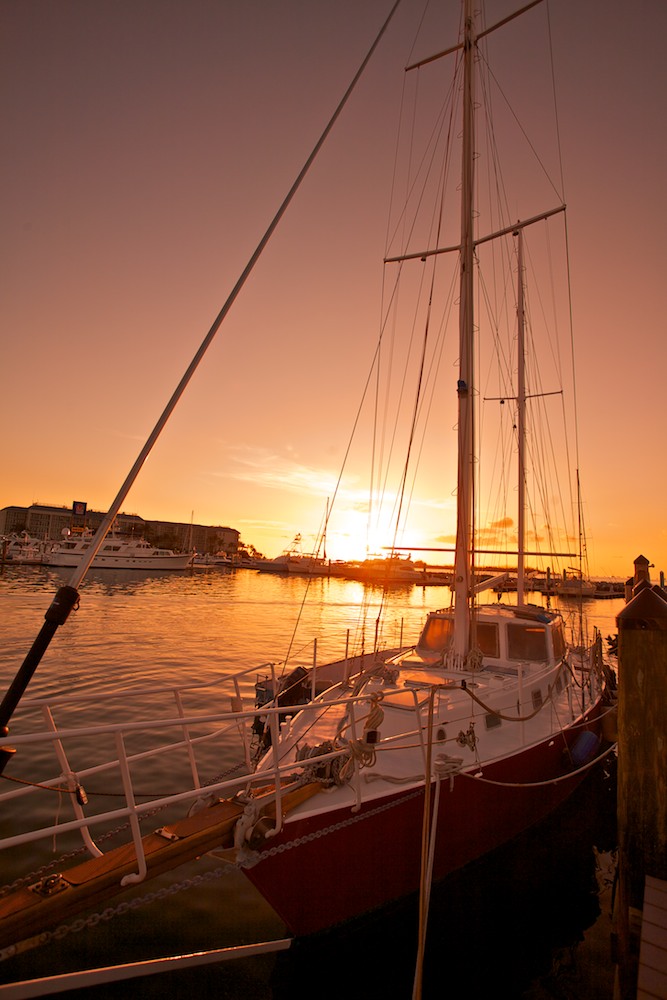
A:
[0, 567, 440, 689]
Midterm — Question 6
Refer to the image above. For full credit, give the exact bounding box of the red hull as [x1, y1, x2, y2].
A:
[245, 705, 605, 935]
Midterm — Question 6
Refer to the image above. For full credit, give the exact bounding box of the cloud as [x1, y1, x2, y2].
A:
[490, 517, 514, 529]
[236, 517, 287, 529]
[414, 496, 456, 513]
[213, 444, 338, 496]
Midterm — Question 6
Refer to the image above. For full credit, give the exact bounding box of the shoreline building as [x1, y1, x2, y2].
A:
[0, 503, 239, 558]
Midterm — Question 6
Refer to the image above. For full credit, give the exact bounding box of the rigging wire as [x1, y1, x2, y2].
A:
[367, 23, 465, 617]
[544, 0, 590, 585]
[464, 1, 584, 585]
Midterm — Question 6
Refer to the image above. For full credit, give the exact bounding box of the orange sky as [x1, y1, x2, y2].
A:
[2, 0, 666, 581]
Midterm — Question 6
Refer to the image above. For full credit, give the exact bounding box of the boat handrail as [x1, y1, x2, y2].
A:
[0, 676, 453, 865]
[0, 649, 602, 875]
[0, 691, 392, 749]
[0, 712, 369, 862]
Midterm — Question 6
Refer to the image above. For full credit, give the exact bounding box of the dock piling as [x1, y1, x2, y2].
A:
[615, 555, 667, 998]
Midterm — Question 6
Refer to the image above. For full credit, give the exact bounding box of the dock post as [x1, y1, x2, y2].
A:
[614, 556, 667, 999]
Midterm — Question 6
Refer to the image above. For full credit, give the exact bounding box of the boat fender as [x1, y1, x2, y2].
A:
[569, 730, 601, 768]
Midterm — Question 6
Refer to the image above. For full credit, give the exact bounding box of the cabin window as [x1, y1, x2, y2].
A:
[532, 688, 543, 710]
[507, 624, 548, 662]
[552, 623, 566, 660]
[485, 712, 502, 730]
[473, 622, 499, 658]
[418, 616, 454, 653]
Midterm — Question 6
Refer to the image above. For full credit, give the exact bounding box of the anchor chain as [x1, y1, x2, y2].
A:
[0, 786, 425, 962]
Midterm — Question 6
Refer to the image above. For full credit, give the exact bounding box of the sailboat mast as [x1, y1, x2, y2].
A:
[516, 228, 526, 605]
[453, 0, 476, 656]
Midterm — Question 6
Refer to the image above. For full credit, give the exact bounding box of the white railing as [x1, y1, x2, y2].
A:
[0, 680, 414, 881]
[0, 640, 601, 885]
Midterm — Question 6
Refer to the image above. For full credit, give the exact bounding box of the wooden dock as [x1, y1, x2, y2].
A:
[637, 875, 667, 1000]
[615, 555, 667, 999]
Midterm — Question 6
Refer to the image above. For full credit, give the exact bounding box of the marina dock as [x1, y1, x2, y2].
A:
[613, 556, 667, 999]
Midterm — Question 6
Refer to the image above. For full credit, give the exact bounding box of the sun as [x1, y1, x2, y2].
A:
[325, 506, 375, 562]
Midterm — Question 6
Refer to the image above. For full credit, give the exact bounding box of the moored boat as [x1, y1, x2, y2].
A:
[255, 534, 328, 576]
[331, 554, 451, 586]
[192, 552, 233, 568]
[43, 530, 193, 570]
[555, 572, 597, 599]
[0, 532, 47, 565]
[593, 580, 625, 599]
[0, 605, 613, 946]
[246, 603, 610, 934]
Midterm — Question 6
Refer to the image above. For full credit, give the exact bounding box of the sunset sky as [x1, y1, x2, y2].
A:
[2, 0, 666, 581]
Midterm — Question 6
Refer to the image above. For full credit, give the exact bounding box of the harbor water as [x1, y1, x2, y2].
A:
[0, 564, 620, 997]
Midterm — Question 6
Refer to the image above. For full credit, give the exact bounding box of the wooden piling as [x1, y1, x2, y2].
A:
[615, 556, 667, 998]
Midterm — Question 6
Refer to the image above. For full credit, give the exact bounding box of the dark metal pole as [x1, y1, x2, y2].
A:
[0, 586, 80, 773]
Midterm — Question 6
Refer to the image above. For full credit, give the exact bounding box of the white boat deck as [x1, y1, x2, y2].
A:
[637, 875, 667, 999]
